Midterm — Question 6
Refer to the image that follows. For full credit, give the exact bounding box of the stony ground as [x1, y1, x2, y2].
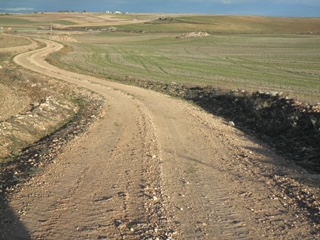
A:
[0, 38, 318, 240]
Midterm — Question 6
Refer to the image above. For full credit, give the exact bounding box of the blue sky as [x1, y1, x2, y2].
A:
[0, 0, 320, 17]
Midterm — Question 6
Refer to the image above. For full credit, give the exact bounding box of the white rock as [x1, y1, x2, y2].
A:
[228, 121, 235, 127]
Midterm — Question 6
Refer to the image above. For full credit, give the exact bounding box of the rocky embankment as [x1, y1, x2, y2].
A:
[124, 77, 320, 174]
[0, 92, 104, 195]
[0, 68, 105, 197]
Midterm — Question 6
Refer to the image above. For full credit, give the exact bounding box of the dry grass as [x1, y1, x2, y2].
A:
[0, 35, 30, 48]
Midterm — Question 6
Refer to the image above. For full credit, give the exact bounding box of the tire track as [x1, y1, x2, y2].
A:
[152, 102, 259, 239]
[8, 45, 174, 238]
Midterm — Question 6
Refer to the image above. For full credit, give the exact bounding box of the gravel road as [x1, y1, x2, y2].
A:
[2, 39, 318, 239]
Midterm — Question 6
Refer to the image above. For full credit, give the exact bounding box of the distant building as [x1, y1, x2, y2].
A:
[105, 10, 128, 14]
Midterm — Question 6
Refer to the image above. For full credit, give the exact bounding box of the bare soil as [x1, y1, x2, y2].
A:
[0, 37, 319, 240]
[121, 78, 320, 174]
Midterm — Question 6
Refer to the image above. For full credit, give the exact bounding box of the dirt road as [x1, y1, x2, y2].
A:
[2, 39, 318, 239]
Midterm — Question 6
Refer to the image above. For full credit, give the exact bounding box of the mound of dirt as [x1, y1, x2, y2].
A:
[177, 32, 210, 39]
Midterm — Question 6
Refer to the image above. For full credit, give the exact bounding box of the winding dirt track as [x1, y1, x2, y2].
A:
[3, 39, 317, 239]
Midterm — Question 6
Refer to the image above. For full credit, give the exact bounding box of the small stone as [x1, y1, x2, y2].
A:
[182, 180, 190, 185]
[228, 121, 235, 127]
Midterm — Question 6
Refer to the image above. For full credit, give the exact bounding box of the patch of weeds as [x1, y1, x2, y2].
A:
[72, 97, 85, 106]
[186, 165, 199, 176]
[29, 167, 44, 177]
[0, 52, 10, 62]
[9, 136, 24, 154]
[47, 45, 73, 66]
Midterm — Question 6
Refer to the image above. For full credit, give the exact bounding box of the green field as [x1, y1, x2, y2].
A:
[49, 30, 320, 103]
[2, 14, 319, 103]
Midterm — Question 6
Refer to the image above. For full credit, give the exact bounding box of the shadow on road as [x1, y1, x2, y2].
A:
[0, 194, 31, 240]
[122, 78, 320, 173]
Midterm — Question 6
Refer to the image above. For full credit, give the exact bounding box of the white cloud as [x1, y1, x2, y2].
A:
[0, 8, 35, 12]
[219, 0, 320, 5]
[220, 0, 258, 4]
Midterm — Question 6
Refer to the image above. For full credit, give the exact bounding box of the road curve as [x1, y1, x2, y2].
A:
[3, 39, 317, 239]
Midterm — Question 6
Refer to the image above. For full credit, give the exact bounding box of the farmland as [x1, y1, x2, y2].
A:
[1, 13, 320, 239]
[2, 13, 320, 98]
[43, 15, 320, 103]
[13, 14, 320, 103]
